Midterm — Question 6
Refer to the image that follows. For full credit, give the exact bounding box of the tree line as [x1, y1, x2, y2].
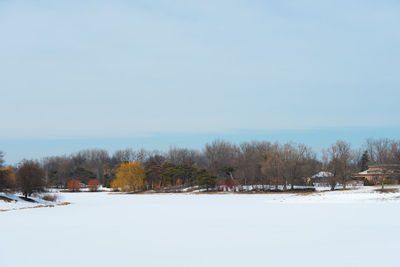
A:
[0, 138, 400, 195]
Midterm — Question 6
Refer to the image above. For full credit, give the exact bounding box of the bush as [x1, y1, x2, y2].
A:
[87, 179, 100, 192]
[41, 193, 59, 202]
[364, 179, 374, 186]
[67, 179, 81, 192]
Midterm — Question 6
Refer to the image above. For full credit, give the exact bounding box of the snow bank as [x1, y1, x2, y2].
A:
[0, 193, 57, 211]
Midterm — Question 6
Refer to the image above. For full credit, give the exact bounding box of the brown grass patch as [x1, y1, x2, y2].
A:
[193, 191, 231, 194]
[0, 201, 71, 212]
[0, 196, 14, 202]
[375, 188, 399, 193]
[56, 202, 71, 206]
[19, 204, 55, 210]
[295, 191, 326, 196]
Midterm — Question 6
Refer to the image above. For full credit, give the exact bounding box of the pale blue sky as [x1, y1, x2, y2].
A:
[1, 1, 399, 164]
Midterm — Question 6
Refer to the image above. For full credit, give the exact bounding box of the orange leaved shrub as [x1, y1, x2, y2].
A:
[87, 179, 100, 192]
[67, 179, 81, 192]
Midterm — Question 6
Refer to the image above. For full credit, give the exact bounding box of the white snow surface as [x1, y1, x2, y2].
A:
[0, 193, 54, 210]
[1, 187, 400, 267]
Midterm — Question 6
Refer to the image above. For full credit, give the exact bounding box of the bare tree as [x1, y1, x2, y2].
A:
[235, 142, 266, 186]
[17, 160, 45, 198]
[42, 156, 74, 187]
[204, 140, 239, 184]
[146, 153, 166, 165]
[366, 138, 399, 164]
[78, 149, 110, 183]
[261, 142, 284, 190]
[167, 147, 199, 165]
[286, 143, 315, 190]
[112, 148, 137, 164]
[323, 141, 353, 190]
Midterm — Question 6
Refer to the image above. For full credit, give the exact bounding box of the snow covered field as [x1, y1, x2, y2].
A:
[1, 187, 400, 267]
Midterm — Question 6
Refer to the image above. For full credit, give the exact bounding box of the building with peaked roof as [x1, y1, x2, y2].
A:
[353, 164, 400, 184]
[309, 171, 333, 186]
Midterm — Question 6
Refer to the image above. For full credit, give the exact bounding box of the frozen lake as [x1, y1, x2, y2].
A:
[1, 189, 400, 267]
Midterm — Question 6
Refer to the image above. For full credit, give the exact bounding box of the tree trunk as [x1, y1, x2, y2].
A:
[330, 179, 335, 191]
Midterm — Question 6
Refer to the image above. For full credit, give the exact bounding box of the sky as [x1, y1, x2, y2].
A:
[0, 0, 399, 164]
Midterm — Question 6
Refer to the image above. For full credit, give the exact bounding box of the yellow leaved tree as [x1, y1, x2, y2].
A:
[112, 161, 145, 192]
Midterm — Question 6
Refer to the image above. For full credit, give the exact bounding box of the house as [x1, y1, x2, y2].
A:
[310, 171, 365, 187]
[310, 171, 333, 186]
[353, 164, 400, 184]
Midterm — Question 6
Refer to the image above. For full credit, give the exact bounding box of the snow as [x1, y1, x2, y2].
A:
[78, 185, 112, 192]
[312, 171, 333, 178]
[1, 187, 400, 267]
[0, 193, 55, 210]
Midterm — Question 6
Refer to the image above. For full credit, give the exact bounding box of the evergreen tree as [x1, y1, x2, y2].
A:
[145, 162, 163, 189]
[0, 151, 4, 168]
[198, 173, 217, 191]
[360, 150, 369, 171]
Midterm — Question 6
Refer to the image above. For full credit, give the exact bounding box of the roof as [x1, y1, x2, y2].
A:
[312, 171, 333, 179]
[369, 164, 400, 168]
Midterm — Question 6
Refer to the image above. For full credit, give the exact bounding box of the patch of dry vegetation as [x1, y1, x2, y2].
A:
[0, 201, 71, 212]
[375, 188, 399, 193]
[0, 195, 13, 202]
[295, 191, 325, 196]
[41, 193, 59, 202]
[19, 204, 55, 210]
[56, 202, 71, 206]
